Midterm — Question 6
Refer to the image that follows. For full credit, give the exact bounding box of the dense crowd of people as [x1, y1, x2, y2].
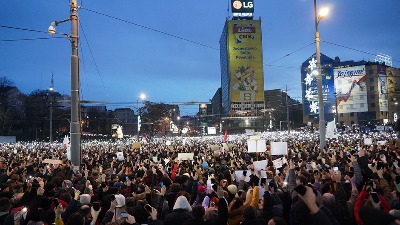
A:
[1, 131, 400, 225]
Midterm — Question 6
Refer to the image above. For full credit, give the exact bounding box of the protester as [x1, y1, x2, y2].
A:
[0, 130, 400, 225]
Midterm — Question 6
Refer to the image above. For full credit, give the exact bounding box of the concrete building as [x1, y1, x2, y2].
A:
[301, 53, 400, 127]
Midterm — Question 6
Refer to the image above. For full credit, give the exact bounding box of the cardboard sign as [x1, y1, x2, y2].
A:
[116, 152, 124, 161]
[235, 170, 251, 182]
[210, 145, 220, 151]
[43, 159, 63, 165]
[253, 160, 268, 172]
[168, 146, 174, 151]
[132, 142, 141, 149]
[177, 153, 194, 160]
[270, 142, 288, 155]
[364, 138, 373, 146]
[222, 143, 229, 150]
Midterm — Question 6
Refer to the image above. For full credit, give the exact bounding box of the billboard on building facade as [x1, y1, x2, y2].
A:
[334, 65, 368, 113]
[231, 0, 254, 18]
[377, 66, 388, 112]
[228, 20, 264, 103]
[387, 67, 400, 94]
[301, 55, 335, 118]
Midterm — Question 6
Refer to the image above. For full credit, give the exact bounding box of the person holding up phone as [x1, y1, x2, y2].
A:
[296, 185, 334, 224]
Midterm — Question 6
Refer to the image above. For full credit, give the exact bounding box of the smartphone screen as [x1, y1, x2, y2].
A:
[333, 167, 339, 171]
[260, 177, 267, 186]
[371, 192, 380, 203]
[120, 211, 128, 218]
[294, 185, 307, 196]
[144, 204, 152, 212]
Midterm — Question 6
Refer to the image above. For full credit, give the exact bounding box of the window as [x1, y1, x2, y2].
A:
[370, 94, 375, 99]
[360, 95, 364, 100]
[370, 86, 375, 91]
[350, 112, 354, 117]
[351, 121, 355, 125]
[370, 77, 374, 82]
[371, 103, 376, 107]
[340, 113, 344, 117]
[369, 70, 374, 74]
[360, 103, 365, 108]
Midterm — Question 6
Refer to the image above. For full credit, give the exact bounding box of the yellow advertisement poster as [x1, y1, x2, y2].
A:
[228, 20, 264, 102]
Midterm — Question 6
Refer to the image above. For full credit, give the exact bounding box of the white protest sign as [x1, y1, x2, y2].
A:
[235, 170, 251, 182]
[249, 135, 260, 140]
[247, 140, 257, 153]
[116, 152, 124, 161]
[164, 158, 170, 165]
[43, 159, 63, 165]
[273, 158, 283, 168]
[256, 140, 266, 153]
[377, 141, 387, 146]
[364, 138, 373, 146]
[152, 157, 158, 163]
[166, 140, 171, 146]
[270, 142, 288, 155]
[247, 139, 267, 153]
[253, 160, 268, 172]
[177, 153, 194, 160]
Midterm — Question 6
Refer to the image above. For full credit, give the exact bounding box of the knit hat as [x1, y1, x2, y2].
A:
[227, 184, 238, 195]
[80, 194, 91, 206]
[197, 185, 206, 193]
[115, 194, 125, 208]
[62, 180, 73, 190]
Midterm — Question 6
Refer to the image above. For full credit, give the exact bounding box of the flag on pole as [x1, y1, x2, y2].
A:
[223, 129, 228, 142]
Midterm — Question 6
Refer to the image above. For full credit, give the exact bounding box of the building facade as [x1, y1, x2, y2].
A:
[302, 53, 400, 127]
[219, 18, 267, 133]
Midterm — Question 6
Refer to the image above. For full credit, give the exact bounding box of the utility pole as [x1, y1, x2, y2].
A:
[70, 0, 81, 169]
[286, 86, 290, 133]
[49, 73, 54, 143]
[48, 0, 80, 169]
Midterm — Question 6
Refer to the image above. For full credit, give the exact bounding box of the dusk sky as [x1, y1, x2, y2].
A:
[1, 0, 399, 115]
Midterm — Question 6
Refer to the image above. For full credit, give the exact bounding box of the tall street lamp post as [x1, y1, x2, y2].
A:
[314, 0, 329, 150]
[49, 0, 80, 169]
[49, 83, 54, 143]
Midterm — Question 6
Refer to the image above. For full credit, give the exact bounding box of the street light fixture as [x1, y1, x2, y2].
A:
[314, 0, 329, 150]
[48, 0, 80, 169]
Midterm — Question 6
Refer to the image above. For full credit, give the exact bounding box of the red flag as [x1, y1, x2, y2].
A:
[223, 129, 228, 142]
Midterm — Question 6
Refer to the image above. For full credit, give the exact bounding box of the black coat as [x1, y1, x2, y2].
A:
[163, 208, 193, 225]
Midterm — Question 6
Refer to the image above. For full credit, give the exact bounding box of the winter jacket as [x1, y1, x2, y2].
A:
[163, 196, 193, 225]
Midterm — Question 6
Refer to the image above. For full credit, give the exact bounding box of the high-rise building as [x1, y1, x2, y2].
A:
[219, 1, 266, 133]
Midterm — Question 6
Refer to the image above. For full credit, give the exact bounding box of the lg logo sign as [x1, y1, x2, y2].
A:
[232, 0, 253, 10]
